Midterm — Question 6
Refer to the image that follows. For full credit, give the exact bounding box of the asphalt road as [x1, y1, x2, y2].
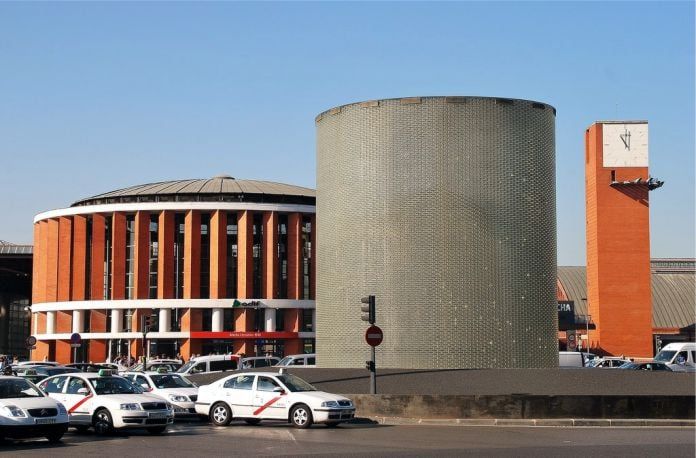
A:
[2, 421, 694, 457]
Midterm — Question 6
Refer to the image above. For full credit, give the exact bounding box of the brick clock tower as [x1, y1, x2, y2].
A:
[585, 121, 663, 358]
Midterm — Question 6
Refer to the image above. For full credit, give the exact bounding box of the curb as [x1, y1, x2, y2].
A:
[370, 417, 696, 428]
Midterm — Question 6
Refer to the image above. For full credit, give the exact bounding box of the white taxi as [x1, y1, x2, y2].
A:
[38, 370, 174, 435]
[195, 371, 355, 428]
[0, 376, 69, 443]
[122, 371, 198, 417]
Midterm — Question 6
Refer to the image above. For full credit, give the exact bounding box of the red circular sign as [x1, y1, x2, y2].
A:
[365, 325, 383, 347]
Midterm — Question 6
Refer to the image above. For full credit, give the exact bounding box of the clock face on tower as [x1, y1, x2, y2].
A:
[602, 122, 649, 168]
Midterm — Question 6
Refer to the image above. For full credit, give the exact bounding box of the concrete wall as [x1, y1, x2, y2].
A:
[316, 96, 558, 369]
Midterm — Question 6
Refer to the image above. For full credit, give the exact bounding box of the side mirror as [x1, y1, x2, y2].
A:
[77, 388, 89, 396]
[272, 387, 284, 394]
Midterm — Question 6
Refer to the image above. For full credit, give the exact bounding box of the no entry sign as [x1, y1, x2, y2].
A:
[365, 325, 383, 347]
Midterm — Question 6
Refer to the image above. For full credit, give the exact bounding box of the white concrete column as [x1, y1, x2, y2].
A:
[265, 308, 276, 332]
[72, 310, 83, 333]
[33, 313, 38, 335]
[159, 308, 171, 332]
[46, 311, 56, 334]
[111, 309, 122, 333]
[212, 308, 223, 332]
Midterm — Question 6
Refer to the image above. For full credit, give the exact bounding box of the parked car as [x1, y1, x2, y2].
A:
[274, 354, 316, 368]
[617, 361, 672, 371]
[14, 361, 61, 368]
[178, 355, 240, 376]
[588, 357, 631, 368]
[559, 351, 584, 367]
[15, 366, 81, 384]
[122, 372, 198, 418]
[38, 370, 174, 435]
[128, 359, 183, 374]
[240, 356, 280, 369]
[0, 375, 69, 443]
[65, 363, 117, 373]
[654, 342, 696, 372]
[195, 371, 354, 428]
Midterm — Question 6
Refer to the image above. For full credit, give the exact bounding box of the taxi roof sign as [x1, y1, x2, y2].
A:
[98, 369, 114, 377]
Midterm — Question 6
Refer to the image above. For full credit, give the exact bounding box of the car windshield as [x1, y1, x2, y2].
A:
[276, 357, 293, 366]
[151, 374, 194, 389]
[89, 376, 138, 395]
[618, 362, 638, 369]
[276, 374, 316, 392]
[0, 379, 44, 399]
[178, 361, 197, 373]
[654, 350, 676, 363]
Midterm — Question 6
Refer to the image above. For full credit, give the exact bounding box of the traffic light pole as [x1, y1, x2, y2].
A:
[370, 346, 376, 394]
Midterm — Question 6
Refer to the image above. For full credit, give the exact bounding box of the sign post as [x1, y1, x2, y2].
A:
[25, 336, 37, 355]
[365, 325, 383, 395]
[70, 333, 82, 363]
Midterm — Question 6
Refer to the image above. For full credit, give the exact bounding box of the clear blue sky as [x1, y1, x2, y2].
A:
[1, 2, 693, 265]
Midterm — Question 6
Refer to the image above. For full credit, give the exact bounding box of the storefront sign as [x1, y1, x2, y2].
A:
[557, 300, 575, 330]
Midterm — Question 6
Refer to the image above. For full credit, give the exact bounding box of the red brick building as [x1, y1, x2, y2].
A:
[30, 176, 316, 363]
[584, 121, 663, 357]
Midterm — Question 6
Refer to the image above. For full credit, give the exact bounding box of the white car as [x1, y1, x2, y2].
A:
[122, 372, 198, 417]
[195, 371, 355, 428]
[0, 376, 69, 443]
[38, 370, 174, 435]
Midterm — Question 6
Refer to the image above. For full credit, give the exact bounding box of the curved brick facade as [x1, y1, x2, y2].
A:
[31, 177, 316, 363]
[316, 96, 558, 369]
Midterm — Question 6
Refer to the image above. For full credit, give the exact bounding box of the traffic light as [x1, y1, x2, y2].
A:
[360, 295, 376, 324]
[365, 360, 375, 371]
[143, 313, 159, 334]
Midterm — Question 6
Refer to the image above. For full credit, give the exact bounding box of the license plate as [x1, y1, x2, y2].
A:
[149, 412, 167, 419]
[35, 418, 56, 425]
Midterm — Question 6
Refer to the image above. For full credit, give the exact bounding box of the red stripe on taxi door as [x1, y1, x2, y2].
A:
[253, 396, 283, 416]
[68, 394, 93, 413]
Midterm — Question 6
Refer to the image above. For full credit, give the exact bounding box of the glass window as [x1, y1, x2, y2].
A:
[301, 309, 313, 332]
[223, 374, 254, 390]
[174, 214, 185, 299]
[275, 309, 285, 332]
[66, 377, 89, 395]
[277, 214, 288, 299]
[40, 376, 67, 394]
[223, 308, 234, 332]
[307, 357, 316, 365]
[210, 359, 238, 372]
[135, 375, 151, 389]
[301, 216, 312, 299]
[150, 374, 194, 389]
[0, 379, 43, 399]
[149, 215, 159, 299]
[200, 214, 211, 299]
[252, 213, 263, 298]
[257, 376, 280, 392]
[125, 215, 135, 299]
[275, 374, 315, 392]
[225, 213, 238, 298]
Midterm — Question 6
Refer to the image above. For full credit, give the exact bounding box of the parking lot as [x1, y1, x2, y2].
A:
[2, 421, 695, 457]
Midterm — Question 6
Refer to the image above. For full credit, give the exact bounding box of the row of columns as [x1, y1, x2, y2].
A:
[33, 209, 315, 326]
[38, 307, 309, 334]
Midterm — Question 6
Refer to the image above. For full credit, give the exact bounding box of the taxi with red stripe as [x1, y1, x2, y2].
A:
[195, 370, 355, 428]
[38, 369, 174, 435]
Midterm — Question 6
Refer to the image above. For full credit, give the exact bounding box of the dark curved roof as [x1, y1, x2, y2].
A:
[557, 263, 696, 330]
[71, 175, 316, 207]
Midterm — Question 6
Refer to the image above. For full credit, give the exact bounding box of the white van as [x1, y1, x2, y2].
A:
[177, 355, 280, 375]
[177, 355, 241, 375]
[654, 343, 696, 372]
[274, 353, 316, 368]
[559, 351, 584, 368]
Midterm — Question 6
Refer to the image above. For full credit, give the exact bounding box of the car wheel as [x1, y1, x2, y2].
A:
[74, 425, 90, 434]
[46, 432, 64, 443]
[93, 408, 113, 435]
[325, 422, 341, 428]
[290, 404, 313, 429]
[147, 426, 167, 435]
[244, 419, 261, 426]
[210, 402, 232, 426]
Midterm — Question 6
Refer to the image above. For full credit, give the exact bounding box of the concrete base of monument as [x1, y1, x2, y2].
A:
[188, 368, 696, 420]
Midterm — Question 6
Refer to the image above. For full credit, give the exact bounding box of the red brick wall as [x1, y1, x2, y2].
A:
[585, 123, 653, 357]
